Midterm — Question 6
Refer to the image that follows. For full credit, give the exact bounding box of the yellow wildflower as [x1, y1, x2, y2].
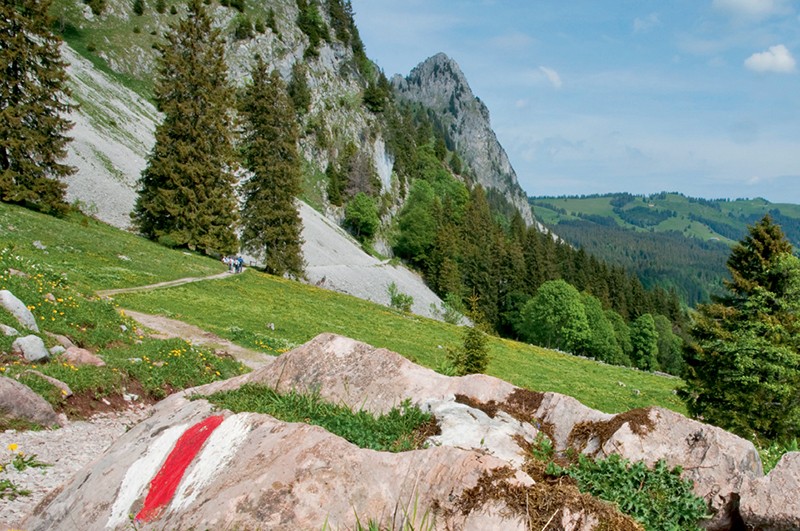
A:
[8, 443, 18, 452]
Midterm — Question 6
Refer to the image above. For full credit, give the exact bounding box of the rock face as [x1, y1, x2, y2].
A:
[393, 53, 535, 226]
[564, 406, 762, 530]
[0, 289, 40, 332]
[23, 334, 773, 529]
[0, 376, 63, 428]
[739, 452, 800, 530]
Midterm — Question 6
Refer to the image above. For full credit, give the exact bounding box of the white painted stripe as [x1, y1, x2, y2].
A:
[106, 423, 188, 529]
[168, 414, 252, 512]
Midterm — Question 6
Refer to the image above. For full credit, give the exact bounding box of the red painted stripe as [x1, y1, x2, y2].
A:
[135, 415, 224, 523]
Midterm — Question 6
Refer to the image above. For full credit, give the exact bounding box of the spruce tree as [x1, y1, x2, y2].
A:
[681, 215, 800, 441]
[0, 0, 74, 215]
[238, 56, 304, 277]
[132, 0, 238, 255]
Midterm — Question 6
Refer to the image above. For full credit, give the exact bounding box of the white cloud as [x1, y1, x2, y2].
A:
[633, 13, 661, 33]
[712, 0, 790, 19]
[744, 44, 796, 73]
[538, 66, 563, 89]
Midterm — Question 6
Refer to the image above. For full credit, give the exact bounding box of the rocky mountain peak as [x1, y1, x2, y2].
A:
[393, 53, 534, 225]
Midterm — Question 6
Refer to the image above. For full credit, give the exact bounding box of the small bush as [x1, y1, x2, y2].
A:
[547, 453, 709, 530]
[388, 282, 413, 313]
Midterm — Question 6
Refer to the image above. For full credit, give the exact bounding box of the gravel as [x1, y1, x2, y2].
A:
[0, 406, 152, 529]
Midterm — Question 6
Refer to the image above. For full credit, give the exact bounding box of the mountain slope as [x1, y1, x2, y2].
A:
[530, 192, 800, 305]
[393, 53, 535, 225]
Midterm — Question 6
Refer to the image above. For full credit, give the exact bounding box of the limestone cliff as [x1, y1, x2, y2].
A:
[392, 53, 535, 225]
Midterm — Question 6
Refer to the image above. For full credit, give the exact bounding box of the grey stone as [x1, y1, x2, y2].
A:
[1, 323, 19, 336]
[0, 289, 40, 332]
[740, 452, 800, 530]
[12, 335, 49, 362]
[0, 376, 62, 427]
[49, 345, 66, 356]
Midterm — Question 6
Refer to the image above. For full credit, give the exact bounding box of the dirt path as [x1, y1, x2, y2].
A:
[123, 309, 271, 369]
[98, 271, 272, 370]
[96, 270, 234, 298]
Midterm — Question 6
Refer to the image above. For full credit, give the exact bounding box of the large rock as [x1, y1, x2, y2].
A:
[12, 334, 50, 362]
[0, 289, 40, 332]
[739, 452, 800, 530]
[566, 406, 762, 530]
[0, 376, 63, 427]
[23, 395, 532, 531]
[25, 334, 645, 531]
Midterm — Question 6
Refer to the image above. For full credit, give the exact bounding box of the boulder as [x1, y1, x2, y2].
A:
[567, 406, 762, 530]
[0, 289, 39, 332]
[203, 332, 520, 414]
[1, 323, 19, 336]
[0, 376, 63, 427]
[63, 346, 106, 367]
[24, 334, 645, 531]
[12, 334, 49, 362]
[23, 395, 532, 531]
[739, 452, 800, 530]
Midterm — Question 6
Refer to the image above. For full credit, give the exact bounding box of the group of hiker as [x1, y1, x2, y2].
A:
[222, 255, 245, 273]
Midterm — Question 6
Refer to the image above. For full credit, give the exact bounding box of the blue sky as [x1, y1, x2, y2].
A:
[349, 0, 800, 203]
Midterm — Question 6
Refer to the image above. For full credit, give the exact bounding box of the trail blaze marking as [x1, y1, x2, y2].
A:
[135, 415, 224, 523]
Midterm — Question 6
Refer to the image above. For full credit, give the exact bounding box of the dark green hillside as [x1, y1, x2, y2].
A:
[531, 192, 800, 306]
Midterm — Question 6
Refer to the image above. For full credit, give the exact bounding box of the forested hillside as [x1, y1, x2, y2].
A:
[3, 0, 690, 378]
[530, 192, 800, 306]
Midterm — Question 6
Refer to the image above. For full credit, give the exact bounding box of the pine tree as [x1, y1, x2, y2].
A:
[132, 0, 238, 255]
[681, 215, 800, 441]
[1, 0, 74, 215]
[238, 57, 304, 278]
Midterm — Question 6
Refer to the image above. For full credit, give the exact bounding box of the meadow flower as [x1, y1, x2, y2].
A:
[8, 443, 18, 452]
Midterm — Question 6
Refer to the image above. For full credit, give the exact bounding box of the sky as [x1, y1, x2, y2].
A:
[349, 0, 800, 203]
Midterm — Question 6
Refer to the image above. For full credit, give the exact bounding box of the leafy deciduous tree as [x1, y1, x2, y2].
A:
[518, 279, 590, 353]
[1, 0, 74, 215]
[344, 191, 379, 242]
[630, 313, 659, 371]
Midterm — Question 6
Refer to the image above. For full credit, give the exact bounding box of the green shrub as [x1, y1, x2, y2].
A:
[547, 453, 709, 530]
[387, 282, 413, 313]
[344, 192, 380, 243]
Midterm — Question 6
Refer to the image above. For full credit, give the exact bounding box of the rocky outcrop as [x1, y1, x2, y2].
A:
[24, 334, 775, 530]
[62, 346, 106, 367]
[564, 406, 762, 530]
[739, 452, 800, 530]
[0, 376, 63, 428]
[393, 53, 535, 226]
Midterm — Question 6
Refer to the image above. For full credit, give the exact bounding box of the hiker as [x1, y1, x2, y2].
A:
[236, 256, 244, 273]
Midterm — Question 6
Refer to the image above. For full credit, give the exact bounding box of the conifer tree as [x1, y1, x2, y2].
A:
[681, 215, 800, 441]
[1, 0, 74, 215]
[132, 0, 238, 255]
[238, 56, 304, 277]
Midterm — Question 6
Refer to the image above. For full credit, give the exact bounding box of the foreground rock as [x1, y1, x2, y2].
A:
[23, 334, 772, 529]
[0, 376, 63, 427]
[739, 452, 800, 530]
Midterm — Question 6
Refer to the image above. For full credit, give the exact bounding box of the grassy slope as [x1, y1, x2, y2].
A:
[2, 202, 685, 415]
[531, 192, 800, 245]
